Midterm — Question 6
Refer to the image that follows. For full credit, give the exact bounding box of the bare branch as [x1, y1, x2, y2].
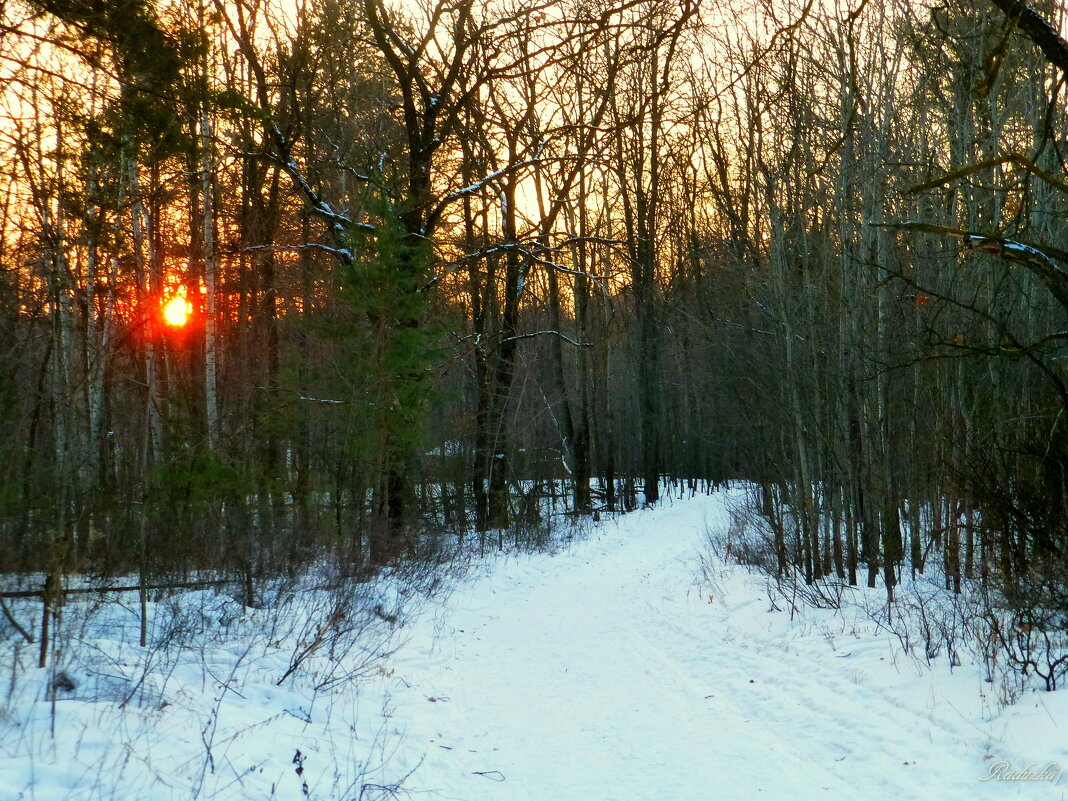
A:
[908, 153, 1068, 195]
[0, 595, 34, 643]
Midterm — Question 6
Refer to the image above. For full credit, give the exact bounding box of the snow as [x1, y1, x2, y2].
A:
[443, 167, 510, 203]
[3, 489, 1067, 800]
[425, 440, 464, 457]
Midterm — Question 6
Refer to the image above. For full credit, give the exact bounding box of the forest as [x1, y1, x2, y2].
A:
[1, 0, 1067, 680]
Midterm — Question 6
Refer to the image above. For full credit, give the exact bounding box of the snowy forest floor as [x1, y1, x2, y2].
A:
[3, 488, 1067, 800]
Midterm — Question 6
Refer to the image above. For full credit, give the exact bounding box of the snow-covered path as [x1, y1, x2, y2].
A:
[5, 491, 1065, 800]
[381, 492, 1067, 801]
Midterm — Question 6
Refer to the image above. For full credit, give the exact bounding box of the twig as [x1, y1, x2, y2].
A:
[0, 595, 34, 643]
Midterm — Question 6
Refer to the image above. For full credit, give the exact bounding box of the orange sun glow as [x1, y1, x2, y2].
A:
[162, 286, 193, 327]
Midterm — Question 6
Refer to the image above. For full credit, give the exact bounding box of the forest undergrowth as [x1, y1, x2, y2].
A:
[704, 487, 1068, 707]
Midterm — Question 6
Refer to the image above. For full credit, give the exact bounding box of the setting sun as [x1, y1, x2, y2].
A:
[162, 286, 193, 327]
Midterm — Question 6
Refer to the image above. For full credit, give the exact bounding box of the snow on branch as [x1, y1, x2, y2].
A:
[443, 242, 611, 286]
[453, 329, 592, 348]
[298, 395, 347, 405]
[259, 385, 349, 405]
[258, 142, 355, 232]
[230, 243, 354, 261]
[967, 236, 1066, 274]
[439, 166, 511, 203]
[883, 221, 1068, 314]
[500, 330, 591, 347]
[425, 157, 547, 230]
[521, 251, 608, 286]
